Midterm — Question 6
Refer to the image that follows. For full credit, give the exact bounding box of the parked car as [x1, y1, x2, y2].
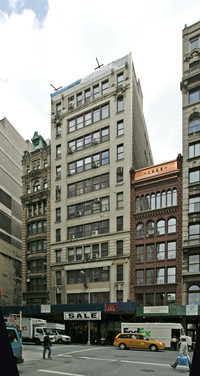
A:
[7, 327, 24, 364]
[113, 333, 165, 351]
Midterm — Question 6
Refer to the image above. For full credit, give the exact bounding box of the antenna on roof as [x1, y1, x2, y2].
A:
[50, 83, 63, 91]
[94, 58, 103, 70]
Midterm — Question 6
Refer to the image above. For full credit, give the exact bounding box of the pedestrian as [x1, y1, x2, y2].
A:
[43, 334, 52, 359]
[171, 335, 178, 351]
[170, 336, 191, 370]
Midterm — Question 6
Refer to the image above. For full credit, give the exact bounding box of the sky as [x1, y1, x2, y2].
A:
[0, 0, 199, 164]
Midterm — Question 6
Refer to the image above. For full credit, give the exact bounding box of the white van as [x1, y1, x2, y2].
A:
[121, 323, 192, 349]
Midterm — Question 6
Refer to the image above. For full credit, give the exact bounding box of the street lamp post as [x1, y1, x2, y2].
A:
[81, 270, 91, 345]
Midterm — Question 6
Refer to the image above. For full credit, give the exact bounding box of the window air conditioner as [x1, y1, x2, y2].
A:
[92, 230, 98, 235]
[76, 211, 81, 217]
[94, 197, 100, 203]
[68, 147, 74, 154]
[103, 266, 108, 271]
[92, 161, 99, 168]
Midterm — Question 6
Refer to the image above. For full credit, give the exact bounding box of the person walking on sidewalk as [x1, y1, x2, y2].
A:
[43, 334, 52, 359]
[170, 336, 191, 370]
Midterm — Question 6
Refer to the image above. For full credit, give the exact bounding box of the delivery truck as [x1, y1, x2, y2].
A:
[121, 322, 192, 349]
[20, 317, 56, 344]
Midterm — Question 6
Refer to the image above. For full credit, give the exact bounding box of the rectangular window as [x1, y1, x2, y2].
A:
[136, 270, 144, 285]
[76, 247, 82, 260]
[56, 271, 61, 285]
[136, 245, 144, 262]
[85, 112, 92, 126]
[167, 293, 176, 305]
[69, 119, 75, 133]
[56, 144, 61, 158]
[117, 144, 124, 159]
[101, 243, 108, 257]
[117, 192, 123, 208]
[167, 267, 176, 283]
[93, 84, 99, 99]
[56, 165, 61, 179]
[56, 229, 61, 242]
[56, 207, 61, 222]
[189, 196, 200, 212]
[190, 38, 199, 51]
[156, 268, 165, 284]
[117, 264, 123, 281]
[92, 244, 99, 258]
[189, 254, 200, 272]
[117, 96, 124, 112]
[117, 72, 124, 87]
[117, 120, 124, 136]
[146, 269, 154, 284]
[116, 290, 123, 302]
[56, 123, 61, 135]
[102, 104, 109, 119]
[56, 102, 61, 115]
[68, 248, 74, 262]
[189, 142, 200, 158]
[167, 241, 176, 259]
[56, 249, 61, 263]
[56, 186, 61, 200]
[102, 80, 109, 95]
[77, 92, 82, 106]
[189, 224, 200, 240]
[146, 293, 154, 306]
[117, 166, 123, 183]
[156, 243, 165, 260]
[189, 88, 200, 104]
[156, 293, 165, 306]
[117, 216, 123, 231]
[77, 137, 83, 151]
[117, 240, 123, 256]
[68, 96, 74, 108]
[84, 246, 90, 259]
[93, 108, 100, 123]
[85, 89, 91, 102]
[189, 169, 200, 184]
[102, 127, 109, 142]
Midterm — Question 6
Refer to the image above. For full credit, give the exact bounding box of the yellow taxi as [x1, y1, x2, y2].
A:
[113, 333, 165, 351]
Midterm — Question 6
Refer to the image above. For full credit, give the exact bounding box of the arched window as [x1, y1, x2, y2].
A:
[157, 219, 165, 235]
[27, 185, 30, 194]
[141, 195, 145, 211]
[167, 190, 172, 207]
[146, 221, 154, 236]
[146, 194, 150, 210]
[161, 191, 166, 208]
[172, 188, 177, 206]
[189, 116, 200, 133]
[136, 223, 144, 238]
[43, 180, 47, 189]
[34, 181, 40, 192]
[168, 217, 176, 233]
[188, 285, 200, 305]
[151, 193, 155, 210]
[156, 192, 161, 209]
[136, 196, 140, 212]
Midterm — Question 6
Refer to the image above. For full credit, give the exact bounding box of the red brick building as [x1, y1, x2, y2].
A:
[130, 155, 182, 308]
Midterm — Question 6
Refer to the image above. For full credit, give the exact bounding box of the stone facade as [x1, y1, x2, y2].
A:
[50, 53, 153, 305]
[0, 117, 31, 305]
[21, 132, 51, 305]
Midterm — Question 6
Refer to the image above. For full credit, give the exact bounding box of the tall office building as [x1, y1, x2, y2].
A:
[21, 132, 51, 305]
[181, 21, 200, 336]
[0, 117, 31, 305]
[50, 53, 153, 308]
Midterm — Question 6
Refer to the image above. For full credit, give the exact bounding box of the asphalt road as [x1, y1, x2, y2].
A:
[18, 344, 193, 376]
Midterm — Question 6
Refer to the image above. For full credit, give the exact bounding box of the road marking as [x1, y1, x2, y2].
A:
[37, 371, 88, 376]
[54, 354, 173, 368]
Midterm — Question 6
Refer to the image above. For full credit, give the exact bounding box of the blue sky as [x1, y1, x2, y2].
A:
[0, 0, 49, 26]
[0, 0, 200, 164]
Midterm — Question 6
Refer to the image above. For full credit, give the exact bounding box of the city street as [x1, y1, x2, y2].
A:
[18, 344, 193, 376]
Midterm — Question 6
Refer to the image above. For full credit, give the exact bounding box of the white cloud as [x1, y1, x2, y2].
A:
[0, 0, 199, 163]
